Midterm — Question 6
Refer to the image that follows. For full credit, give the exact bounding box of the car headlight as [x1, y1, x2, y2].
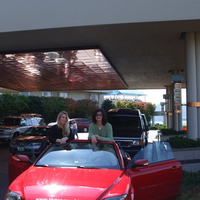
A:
[4, 130, 13, 135]
[4, 190, 22, 200]
[132, 140, 140, 146]
[103, 194, 128, 200]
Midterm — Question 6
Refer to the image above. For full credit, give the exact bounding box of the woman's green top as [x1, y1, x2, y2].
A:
[88, 122, 114, 142]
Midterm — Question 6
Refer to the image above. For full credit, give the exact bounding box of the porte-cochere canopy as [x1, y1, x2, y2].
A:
[0, 48, 127, 92]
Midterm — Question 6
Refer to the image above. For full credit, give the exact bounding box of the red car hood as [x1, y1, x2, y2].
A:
[10, 166, 129, 200]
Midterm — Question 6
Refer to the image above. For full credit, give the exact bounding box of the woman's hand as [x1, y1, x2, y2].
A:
[95, 135, 100, 140]
[91, 135, 98, 144]
[60, 137, 68, 144]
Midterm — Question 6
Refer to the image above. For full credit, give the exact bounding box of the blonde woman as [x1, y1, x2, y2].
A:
[49, 111, 74, 144]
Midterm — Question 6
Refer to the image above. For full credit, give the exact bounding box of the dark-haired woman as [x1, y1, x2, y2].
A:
[88, 108, 114, 144]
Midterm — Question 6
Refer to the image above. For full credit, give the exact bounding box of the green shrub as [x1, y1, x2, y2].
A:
[161, 128, 187, 136]
[150, 124, 167, 131]
[167, 136, 200, 148]
[176, 171, 200, 200]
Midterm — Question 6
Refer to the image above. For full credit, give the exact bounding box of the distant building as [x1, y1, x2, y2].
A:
[104, 90, 147, 102]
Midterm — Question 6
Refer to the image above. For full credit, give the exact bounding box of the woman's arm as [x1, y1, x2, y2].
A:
[88, 123, 95, 140]
[49, 125, 60, 143]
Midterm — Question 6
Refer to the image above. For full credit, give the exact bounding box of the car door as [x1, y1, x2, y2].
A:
[126, 142, 182, 200]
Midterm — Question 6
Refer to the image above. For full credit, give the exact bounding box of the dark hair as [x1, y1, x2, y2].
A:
[91, 108, 107, 125]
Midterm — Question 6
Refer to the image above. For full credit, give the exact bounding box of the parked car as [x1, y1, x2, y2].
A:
[47, 122, 57, 126]
[0, 114, 42, 141]
[141, 113, 150, 146]
[9, 126, 51, 157]
[6, 140, 182, 200]
[70, 118, 90, 132]
[107, 108, 149, 156]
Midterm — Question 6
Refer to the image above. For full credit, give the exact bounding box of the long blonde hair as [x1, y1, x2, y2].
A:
[56, 111, 70, 136]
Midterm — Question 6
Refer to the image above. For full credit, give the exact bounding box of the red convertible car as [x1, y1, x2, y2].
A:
[5, 140, 182, 200]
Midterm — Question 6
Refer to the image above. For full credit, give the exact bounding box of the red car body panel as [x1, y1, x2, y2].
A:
[9, 167, 131, 200]
[6, 141, 182, 200]
[127, 159, 182, 200]
[8, 155, 31, 184]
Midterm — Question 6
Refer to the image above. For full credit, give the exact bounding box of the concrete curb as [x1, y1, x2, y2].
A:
[172, 148, 200, 172]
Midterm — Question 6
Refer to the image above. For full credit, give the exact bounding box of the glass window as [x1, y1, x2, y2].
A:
[108, 116, 142, 137]
[4, 118, 21, 126]
[26, 119, 32, 126]
[35, 142, 121, 170]
[132, 142, 175, 164]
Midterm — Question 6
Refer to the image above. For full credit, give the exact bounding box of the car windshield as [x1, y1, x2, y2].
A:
[108, 116, 142, 136]
[35, 141, 121, 169]
[22, 127, 49, 136]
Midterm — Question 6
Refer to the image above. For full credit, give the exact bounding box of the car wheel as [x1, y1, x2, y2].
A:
[82, 127, 88, 132]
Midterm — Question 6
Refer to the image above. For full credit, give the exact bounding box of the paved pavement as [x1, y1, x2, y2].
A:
[0, 141, 11, 199]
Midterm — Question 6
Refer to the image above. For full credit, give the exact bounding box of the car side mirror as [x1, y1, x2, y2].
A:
[134, 159, 149, 167]
[14, 154, 30, 163]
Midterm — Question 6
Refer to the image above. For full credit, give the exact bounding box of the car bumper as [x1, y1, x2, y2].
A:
[10, 145, 43, 155]
[0, 134, 13, 140]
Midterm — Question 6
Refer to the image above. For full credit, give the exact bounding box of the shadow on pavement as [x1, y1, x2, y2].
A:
[0, 173, 8, 199]
[0, 141, 11, 199]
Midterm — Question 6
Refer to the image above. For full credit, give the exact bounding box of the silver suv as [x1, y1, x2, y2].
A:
[0, 114, 41, 141]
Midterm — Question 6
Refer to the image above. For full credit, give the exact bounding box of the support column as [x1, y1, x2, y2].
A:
[165, 85, 173, 128]
[174, 83, 182, 131]
[185, 32, 198, 139]
[196, 32, 200, 138]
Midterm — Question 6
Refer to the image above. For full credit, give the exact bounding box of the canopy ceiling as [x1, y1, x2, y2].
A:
[0, 48, 127, 92]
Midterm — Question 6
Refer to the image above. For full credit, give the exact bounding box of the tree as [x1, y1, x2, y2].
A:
[112, 100, 156, 123]
[133, 102, 156, 123]
[74, 99, 98, 119]
[41, 96, 68, 123]
[101, 99, 116, 112]
[0, 94, 29, 117]
[65, 98, 77, 118]
[115, 101, 136, 109]
[25, 96, 43, 115]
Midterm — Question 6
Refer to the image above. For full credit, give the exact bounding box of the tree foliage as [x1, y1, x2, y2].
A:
[73, 99, 98, 119]
[115, 101, 136, 109]
[0, 94, 29, 117]
[0, 94, 156, 124]
[25, 96, 43, 114]
[133, 102, 156, 122]
[41, 97, 69, 123]
[102, 100, 156, 123]
[65, 98, 77, 117]
[101, 99, 116, 112]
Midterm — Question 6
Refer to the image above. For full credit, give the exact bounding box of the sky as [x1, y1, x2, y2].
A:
[136, 89, 186, 104]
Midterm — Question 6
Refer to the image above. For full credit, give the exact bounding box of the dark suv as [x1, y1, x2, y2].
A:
[70, 118, 90, 132]
[107, 108, 149, 156]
